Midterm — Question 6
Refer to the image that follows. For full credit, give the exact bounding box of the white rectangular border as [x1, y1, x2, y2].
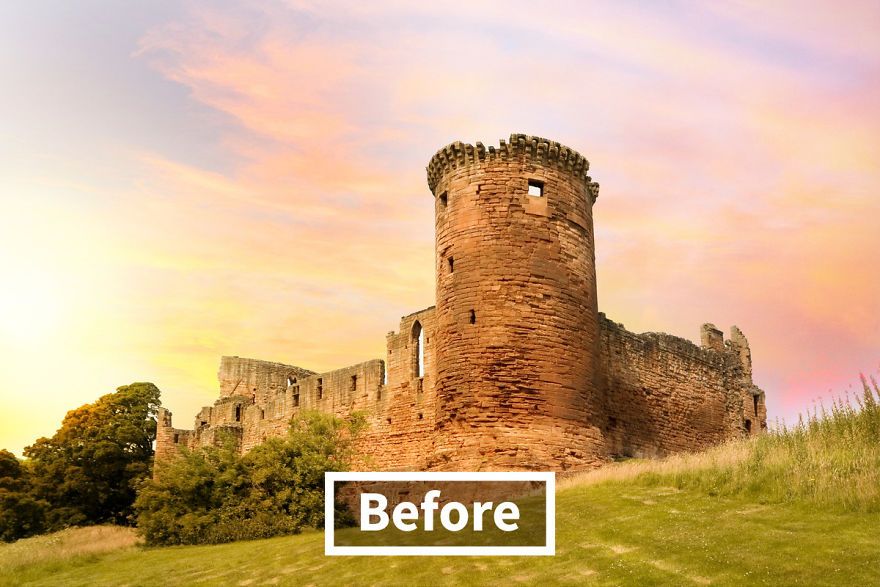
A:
[324, 471, 555, 556]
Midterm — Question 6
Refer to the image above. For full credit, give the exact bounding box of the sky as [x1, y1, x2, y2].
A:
[1, 1, 878, 456]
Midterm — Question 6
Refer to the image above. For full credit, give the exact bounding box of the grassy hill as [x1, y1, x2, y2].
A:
[3, 381, 879, 586]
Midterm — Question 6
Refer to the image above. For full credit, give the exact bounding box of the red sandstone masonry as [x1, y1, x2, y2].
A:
[155, 134, 767, 474]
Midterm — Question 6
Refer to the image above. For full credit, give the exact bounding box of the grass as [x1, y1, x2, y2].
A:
[3, 378, 879, 586]
[0, 526, 140, 580]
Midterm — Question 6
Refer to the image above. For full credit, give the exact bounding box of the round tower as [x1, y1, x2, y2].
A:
[427, 133, 605, 471]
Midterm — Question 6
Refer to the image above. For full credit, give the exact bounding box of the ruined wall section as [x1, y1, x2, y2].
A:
[355, 307, 438, 470]
[598, 314, 766, 458]
[154, 408, 192, 465]
[155, 312, 439, 470]
[218, 356, 315, 403]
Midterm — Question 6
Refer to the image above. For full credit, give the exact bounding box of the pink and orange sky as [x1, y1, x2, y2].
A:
[1, 1, 878, 455]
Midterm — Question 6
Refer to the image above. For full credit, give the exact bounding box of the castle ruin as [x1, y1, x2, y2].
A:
[156, 134, 767, 472]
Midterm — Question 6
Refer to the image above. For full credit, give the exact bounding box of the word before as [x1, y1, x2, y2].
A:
[360, 490, 520, 532]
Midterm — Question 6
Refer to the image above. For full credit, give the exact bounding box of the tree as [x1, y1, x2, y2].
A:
[0, 449, 47, 542]
[135, 411, 364, 546]
[24, 382, 160, 530]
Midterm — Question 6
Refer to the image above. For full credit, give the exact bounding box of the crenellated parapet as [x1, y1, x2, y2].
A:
[426, 133, 599, 201]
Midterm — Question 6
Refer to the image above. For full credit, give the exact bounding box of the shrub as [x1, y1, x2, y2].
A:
[135, 411, 364, 546]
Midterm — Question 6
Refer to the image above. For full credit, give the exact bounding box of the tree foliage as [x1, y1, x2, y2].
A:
[23, 382, 160, 531]
[135, 411, 364, 546]
[0, 449, 47, 542]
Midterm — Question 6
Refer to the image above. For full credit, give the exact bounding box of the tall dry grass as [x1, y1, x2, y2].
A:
[565, 376, 880, 512]
[0, 525, 140, 575]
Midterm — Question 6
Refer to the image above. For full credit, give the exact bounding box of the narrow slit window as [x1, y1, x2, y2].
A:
[412, 321, 425, 378]
[448, 256, 454, 273]
[439, 192, 448, 208]
[469, 309, 476, 324]
[753, 395, 759, 416]
[293, 393, 300, 408]
[173, 433, 179, 444]
[317, 378, 323, 397]
[350, 374, 357, 391]
[527, 179, 544, 197]
[234, 405, 241, 422]
[318, 384, 324, 400]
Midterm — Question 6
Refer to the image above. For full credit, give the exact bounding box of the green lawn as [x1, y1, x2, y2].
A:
[3, 481, 878, 586]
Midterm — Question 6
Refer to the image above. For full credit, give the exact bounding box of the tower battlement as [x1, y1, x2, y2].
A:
[427, 133, 599, 200]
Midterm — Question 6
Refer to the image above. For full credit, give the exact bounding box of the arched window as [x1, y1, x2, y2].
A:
[412, 321, 425, 378]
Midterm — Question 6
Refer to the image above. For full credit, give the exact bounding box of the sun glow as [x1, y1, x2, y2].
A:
[0, 267, 64, 346]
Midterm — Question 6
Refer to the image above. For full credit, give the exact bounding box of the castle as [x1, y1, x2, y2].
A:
[156, 134, 767, 472]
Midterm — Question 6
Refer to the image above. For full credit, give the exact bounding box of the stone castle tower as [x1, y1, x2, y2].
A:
[156, 134, 767, 473]
[428, 136, 604, 470]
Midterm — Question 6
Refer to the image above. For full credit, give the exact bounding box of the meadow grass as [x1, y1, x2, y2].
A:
[565, 376, 880, 512]
[2, 378, 878, 585]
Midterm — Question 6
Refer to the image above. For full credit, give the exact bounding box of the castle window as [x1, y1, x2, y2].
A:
[287, 375, 297, 387]
[350, 374, 357, 391]
[412, 321, 425, 378]
[173, 433, 179, 444]
[260, 409, 265, 420]
[753, 395, 759, 416]
[469, 310, 476, 324]
[439, 192, 448, 208]
[744, 419, 752, 433]
[448, 256, 454, 273]
[234, 406, 241, 422]
[318, 384, 324, 400]
[317, 378, 323, 398]
[293, 392, 300, 408]
[527, 179, 544, 197]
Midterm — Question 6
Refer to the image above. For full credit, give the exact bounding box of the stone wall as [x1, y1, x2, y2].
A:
[598, 314, 766, 459]
[157, 309, 440, 471]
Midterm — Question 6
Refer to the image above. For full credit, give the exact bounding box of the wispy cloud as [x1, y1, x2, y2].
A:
[0, 0, 877, 453]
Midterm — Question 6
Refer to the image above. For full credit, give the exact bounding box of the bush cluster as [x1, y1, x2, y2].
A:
[134, 411, 364, 546]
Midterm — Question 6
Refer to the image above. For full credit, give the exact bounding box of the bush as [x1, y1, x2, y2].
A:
[135, 411, 364, 546]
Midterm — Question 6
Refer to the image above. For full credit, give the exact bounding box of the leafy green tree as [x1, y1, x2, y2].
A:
[0, 449, 47, 542]
[24, 382, 160, 530]
[135, 411, 364, 546]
